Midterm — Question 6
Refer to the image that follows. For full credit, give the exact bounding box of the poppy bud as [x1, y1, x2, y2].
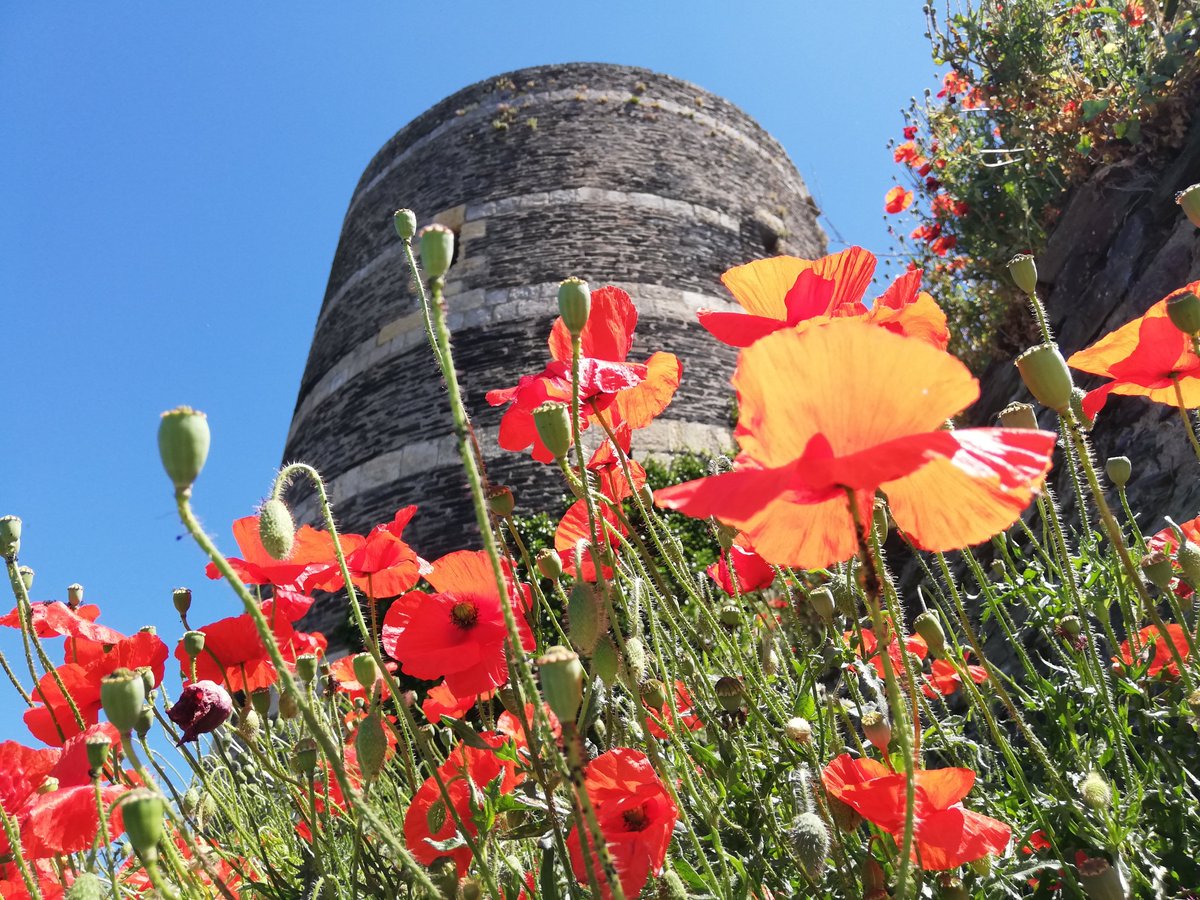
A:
[913, 610, 946, 659]
[181, 787, 201, 817]
[593, 634, 620, 685]
[640, 678, 668, 711]
[356, 711, 388, 782]
[1080, 770, 1112, 810]
[1140, 551, 1173, 592]
[418, 224, 455, 278]
[135, 705, 153, 739]
[620, 636, 647, 688]
[251, 689, 272, 718]
[533, 401, 572, 459]
[862, 853, 886, 892]
[167, 680, 232, 744]
[538, 645, 584, 724]
[790, 812, 830, 879]
[715, 675, 745, 713]
[936, 875, 969, 899]
[426, 798, 449, 835]
[296, 653, 319, 683]
[781, 718, 810, 745]
[1070, 387, 1096, 430]
[535, 548, 562, 580]
[718, 604, 741, 628]
[1105, 456, 1132, 488]
[101, 668, 145, 734]
[17, 566, 34, 592]
[85, 734, 111, 775]
[182, 630, 206, 659]
[1176, 538, 1200, 589]
[998, 401, 1039, 430]
[278, 689, 300, 720]
[809, 586, 836, 623]
[458, 878, 484, 900]
[557, 277, 591, 337]
[0, 515, 21, 561]
[1167, 285, 1200, 336]
[826, 793, 863, 832]
[257, 498, 295, 561]
[1016, 344, 1073, 412]
[990, 559, 1006, 578]
[568, 583, 605, 654]
[157, 407, 210, 494]
[1007, 254, 1038, 295]
[659, 870, 688, 900]
[1188, 689, 1200, 717]
[486, 485, 515, 518]
[121, 789, 165, 864]
[64, 872, 104, 900]
[393, 208, 418, 241]
[1177, 183, 1200, 228]
[291, 737, 319, 776]
[238, 708, 261, 743]
[352, 653, 379, 691]
[861, 711, 891, 753]
[66, 583, 84, 609]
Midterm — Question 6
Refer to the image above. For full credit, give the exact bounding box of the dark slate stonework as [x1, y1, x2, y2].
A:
[284, 62, 826, 641]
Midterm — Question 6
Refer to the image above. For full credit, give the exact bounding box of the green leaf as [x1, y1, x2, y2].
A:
[1081, 98, 1110, 122]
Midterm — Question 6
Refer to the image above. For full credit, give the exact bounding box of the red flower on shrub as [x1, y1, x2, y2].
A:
[305, 507, 429, 599]
[486, 286, 682, 462]
[644, 680, 704, 740]
[382, 550, 533, 698]
[1115, 623, 1191, 678]
[656, 321, 1056, 569]
[707, 538, 775, 596]
[821, 752, 1010, 870]
[566, 748, 679, 899]
[699, 248, 949, 350]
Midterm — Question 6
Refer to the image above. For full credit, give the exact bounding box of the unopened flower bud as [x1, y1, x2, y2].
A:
[1017, 344, 1073, 412]
[826, 793, 863, 832]
[1176, 537, 1200, 589]
[278, 690, 299, 720]
[101, 668, 145, 734]
[157, 407, 210, 493]
[486, 485, 515, 518]
[1070, 387, 1096, 430]
[538, 646, 585, 724]
[715, 675, 745, 713]
[17, 566, 34, 592]
[1141, 552, 1174, 592]
[593, 634, 620, 685]
[790, 812, 830, 879]
[237, 708, 261, 743]
[620, 636, 647, 688]
[1080, 771, 1112, 810]
[0, 516, 21, 561]
[356, 711, 388, 782]
[257, 498, 295, 561]
[533, 401, 572, 459]
[640, 678, 668, 711]
[352, 653, 379, 691]
[535, 549, 563, 580]
[1105, 456, 1132, 488]
[861, 710, 891, 752]
[182, 630, 206, 659]
[998, 401, 1039, 430]
[913, 610, 946, 659]
[990, 559, 1006, 578]
[659, 870, 689, 900]
[393, 208, 418, 241]
[715, 523, 738, 552]
[1007, 254, 1038, 295]
[809, 586, 836, 623]
[1177, 183, 1200, 228]
[135, 705, 153, 739]
[121, 789, 165, 864]
[251, 689, 272, 718]
[66, 583, 84, 609]
[458, 878, 484, 900]
[418, 224, 455, 278]
[296, 653, 319, 683]
[1168, 284, 1200, 336]
[85, 734, 111, 775]
[291, 737, 319, 776]
[557, 277, 591, 336]
[568, 583, 605, 654]
[167, 680, 232, 744]
[784, 717, 812, 744]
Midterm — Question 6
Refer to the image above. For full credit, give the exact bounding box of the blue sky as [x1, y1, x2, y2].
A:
[0, 4, 933, 741]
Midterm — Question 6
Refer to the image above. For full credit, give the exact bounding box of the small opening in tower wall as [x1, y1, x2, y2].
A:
[758, 222, 780, 256]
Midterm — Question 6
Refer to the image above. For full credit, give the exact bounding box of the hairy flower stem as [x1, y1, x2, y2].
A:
[1, 802, 41, 900]
[1171, 376, 1200, 465]
[563, 722, 629, 900]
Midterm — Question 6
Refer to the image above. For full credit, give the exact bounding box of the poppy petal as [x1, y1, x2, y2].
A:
[697, 310, 786, 347]
[608, 351, 681, 429]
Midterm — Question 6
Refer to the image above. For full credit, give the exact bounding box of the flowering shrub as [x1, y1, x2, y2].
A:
[885, 0, 1200, 368]
[6, 211, 1200, 899]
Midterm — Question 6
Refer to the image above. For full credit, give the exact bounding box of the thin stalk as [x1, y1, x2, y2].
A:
[1171, 376, 1200, 465]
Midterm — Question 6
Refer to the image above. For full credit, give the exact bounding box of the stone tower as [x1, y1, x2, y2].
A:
[283, 62, 825, 633]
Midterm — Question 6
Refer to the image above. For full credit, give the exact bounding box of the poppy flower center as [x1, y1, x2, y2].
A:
[622, 803, 650, 832]
[450, 600, 479, 629]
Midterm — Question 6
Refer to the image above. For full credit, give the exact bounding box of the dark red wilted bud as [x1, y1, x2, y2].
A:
[167, 680, 233, 744]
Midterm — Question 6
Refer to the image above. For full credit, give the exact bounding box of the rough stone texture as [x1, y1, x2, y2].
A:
[284, 63, 826, 640]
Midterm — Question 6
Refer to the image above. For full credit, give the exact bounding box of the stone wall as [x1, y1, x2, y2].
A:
[284, 62, 827, 639]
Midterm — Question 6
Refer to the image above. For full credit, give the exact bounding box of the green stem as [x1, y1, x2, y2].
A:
[1172, 376, 1200, 465]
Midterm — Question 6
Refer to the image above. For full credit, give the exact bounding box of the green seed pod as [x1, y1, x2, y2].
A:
[913, 610, 946, 659]
[64, 872, 105, 900]
[535, 548, 563, 580]
[458, 878, 484, 900]
[998, 401, 1040, 430]
[640, 678, 669, 711]
[135, 705, 154, 740]
[568, 583, 605, 654]
[715, 676, 745, 713]
[593, 635, 621, 685]
[861, 710, 891, 753]
[251, 689, 272, 718]
[1169, 285, 1200, 335]
[418, 224, 455, 278]
[1176, 539, 1200, 590]
[718, 604, 741, 628]
[0, 515, 21, 561]
[537, 646, 585, 724]
[1007, 254, 1038, 295]
[291, 738, 319, 777]
[1059, 615, 1083, 640]
[121, 789, 165, 864]
[620, 636, 647, 688]
[1016, 344, 1073, 412]
[936, 875, 969, 900]
[257, 498, 295, 561]
[85, 734, 111, 775]
[1140, 551, 1174, 592]
[532, 401, 572, 459]
[486, 485, 515, 518]
[356, 712, 388, 782]
[784, 717, 812, 744]
[101, 668, 145, 734]
[393, 208, 418, 241]
[1080, 771, 1112, 810]
[1105, 456, 1132, 488]
[809, 586, 836, 623]
[18, 566, 34, 592]
[182, 630, 206, 659]
[296, 653, 319, 684]
[157, 407, 210, 493]
[171, 587, 191, 618]
[790, 812, 830, 879]
[352, 653, 379, 691]
[66, 583, 84, 609]
[278, 690, 299, 720]
[557, 277, 592, 336]
[1177, 184, 1200, 228]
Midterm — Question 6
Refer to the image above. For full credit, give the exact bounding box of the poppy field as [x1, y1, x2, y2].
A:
[4, 207, 1200, 899]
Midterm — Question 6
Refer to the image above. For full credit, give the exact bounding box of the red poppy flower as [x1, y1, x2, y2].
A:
[903, 125, 918, 140]
[893, 141, 920, 165]
[888, 187, 912, 214]
[937, 71, 970, 98]
[1115, 623, 1191, 678]
[707, 537, 775, 595]
[1067, 289, 1200, 419]
[205, 515, 337, 591]
[922, 657, 988, 698]
[327, 654, 398, 705]
[644, 680, 704, 740]
[404, 738, 522, 876]
[382, 550, 534, 698]
[175, 611, 298, 694]
[304, 507, 429, 599]
[566, 748, 679, 899]
[420, 680, 495, 723]
[846, 626, 928, 681]
[487, 287, 682, 462]
[1124, 2, 1146, 25]
[497, 703, 563, 757]
[0, 601, 124, 645]
[929, 235, 957, 257]
[699, 248, 949, 350]
[25, 633, 169, 746]
[821, 753, 1010, 870]
[556, 438, 647, 581]
[122, 832, 250, 897]
[656, 321, 1056, 569]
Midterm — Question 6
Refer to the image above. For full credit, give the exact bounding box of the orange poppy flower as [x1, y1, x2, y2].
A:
[555, 437, 647, 581]
[699, 247, 949, 350]
[655, 321, 1056, 569]
[707, 536, 775, 596]
[885, 186, 914, 214]
[1114, 623, 1191, 679]
[1067, 288, 1200, 419]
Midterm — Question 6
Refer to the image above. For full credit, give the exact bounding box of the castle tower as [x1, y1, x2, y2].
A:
[283, 63, 825, 634]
